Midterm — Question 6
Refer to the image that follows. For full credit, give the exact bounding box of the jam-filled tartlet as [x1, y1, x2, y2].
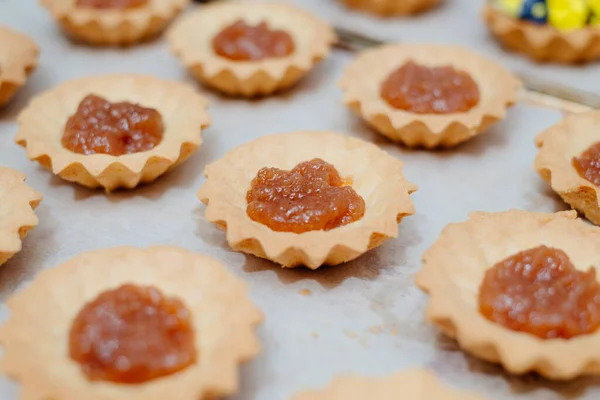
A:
[484, 0, 600, 63]
[340, 44, 520, 149]
[535, 110, 600, 224]
[417, 209, 600, 380]
[197, 131, 417, 269]
[0, 26, 39, 108]
[168, 1, 335, 97]
[0, 246, 262, 400]
[0, 167, 42, 266]
[292, 369, 483, 400]
[40, 0, 190, 45]
[338, 0, 441, 16]
[15, 74, 211, 191]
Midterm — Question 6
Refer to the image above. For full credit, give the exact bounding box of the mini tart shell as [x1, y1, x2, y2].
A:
[338, 0, 441, 16]
[535, 110, 600, 225]
[0, 246, 263, 400]
[40, 0, 190, 46]
[0, 27, 39, 108]
[197, 131, 417, 269]
[0, 167, 42, 266]
[292, 369, 483, 400]
[339, 44, 520, 149]
[416, 209, 600, 380]
[16, 74, 211, 191]
[483, 4, 600, 63]
[168, 1, 336, 97]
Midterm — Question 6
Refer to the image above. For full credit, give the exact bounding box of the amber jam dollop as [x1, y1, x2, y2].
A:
[76, 0, 148, 9]
[380, 61, 480, 114]
[478, 245, 600, 340]
[212, 20, 295, 62]
[573, 142, 600, 187]
[69, 284, 196, 384]
[62, 94, 164, 156]
[246, 158, 366, 233]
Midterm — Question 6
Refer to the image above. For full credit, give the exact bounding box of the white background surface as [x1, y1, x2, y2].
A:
[1, 0, 599, 399]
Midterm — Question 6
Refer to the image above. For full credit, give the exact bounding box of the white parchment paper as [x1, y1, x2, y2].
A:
[1, 0, 599, 399]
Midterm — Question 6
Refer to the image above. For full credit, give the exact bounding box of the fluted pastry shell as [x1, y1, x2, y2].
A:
[416, 209, 600, 380]
[535, 110, 600, 225]
[338, 0, 441, 16]
[340, 44, 520, 149]
[0, 27, 39, 108]
[40, 0, 190, 46]
[0, 167, 42, 266]
[16, 74, 211, 191]
[168, 1, 335, 97]
[0, 246, 263, 400]
[292, 369, 483, 400]
[483, 4, 600, 64]
[197, 131, 417, 269]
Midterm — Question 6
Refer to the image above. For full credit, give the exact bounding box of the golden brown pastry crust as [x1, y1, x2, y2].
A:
[535, 110, 600, 225]
[0, 246, 263, 400]
[416, 209, 600, 380]
[197, 130, 417, 269]
[168, 1, 335, 97]
[0, 26, 39, 108]
[16, 74, 211, 191]
[292, 369, 484, 400]
[338, 0, 441, 16]
[339, 44, 520, 149]
[0, 167, 42, 266]
[483, 4, 600, 63]
[40, 0, 190, 46]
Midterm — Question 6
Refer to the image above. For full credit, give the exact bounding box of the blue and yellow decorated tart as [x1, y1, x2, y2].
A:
[484, 0, 600, 63]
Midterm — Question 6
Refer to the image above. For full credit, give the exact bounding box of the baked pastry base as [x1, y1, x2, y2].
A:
[197, 130, 416, 268]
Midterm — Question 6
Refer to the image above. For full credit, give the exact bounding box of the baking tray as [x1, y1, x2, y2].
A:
[1, 0, 599, 399]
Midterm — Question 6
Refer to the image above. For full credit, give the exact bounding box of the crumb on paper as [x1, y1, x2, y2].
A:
[299, 288, 311, 296]
[344, 330, 358, 339]
[391, 328, 399, 336]
[370, 325, 382, 334]
[311, 332, 319, 339]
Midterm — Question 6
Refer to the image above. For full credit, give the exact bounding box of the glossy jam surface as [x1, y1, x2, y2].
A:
[212, 20, 295, 62]
[62, 95, 164, 156]
[246, 158, 365, 233]
[69, 284, 196, 384]
[380, 61, 480, 114]
[479, 245, 600, 339]
[573, 142, 600, 187]
[76, 0, 148, 9]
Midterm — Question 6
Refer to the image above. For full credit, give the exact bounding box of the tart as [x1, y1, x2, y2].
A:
[338, 0, 441, 16]
[416, 209, 600, 380]
[0, 167, 42, 266]
[0, 246, 263, 399]
[535, 110, 600, 225]
[168, 1, 336, 97]
[339, 44, 520, 149]
[483, 2, 600, 63]
[15, 74, 211, 191]
[0, 26, 39, 108]
[197, 131, 417, 269]
[292, 369, 483, 400]
[40, 0, 190, 46]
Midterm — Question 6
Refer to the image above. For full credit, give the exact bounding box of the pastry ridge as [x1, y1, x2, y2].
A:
[417, 209, 600, 380]
[168, 1, 336, 97]
[198, 131, 417, 269]
[0, 246, 263, 400]
[15, 74, 211, 191]
[0, 167, 42, 266]
[483, 4, 600, 63]
[340, 44, 520, 149]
